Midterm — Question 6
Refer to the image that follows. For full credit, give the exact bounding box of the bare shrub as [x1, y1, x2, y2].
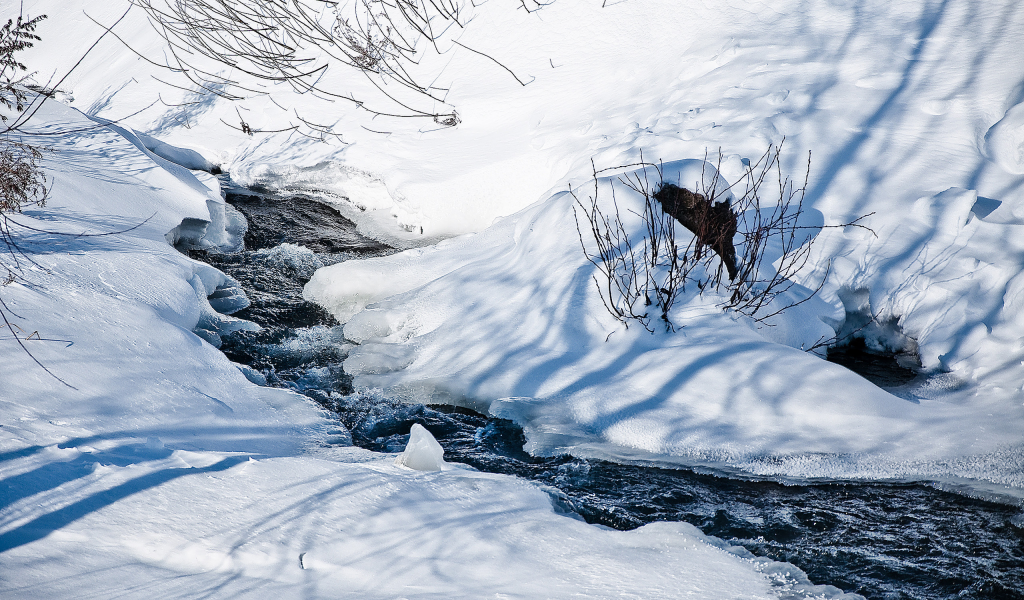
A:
[571, 161, 652, 328]
[0, 138, 46, 215]
[0, 10, 74, 385]
[573, 144, 872, 333]
[129, 0, 511, 132]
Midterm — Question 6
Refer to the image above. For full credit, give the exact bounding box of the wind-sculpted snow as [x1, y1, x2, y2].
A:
[986, 102, 1024, 175]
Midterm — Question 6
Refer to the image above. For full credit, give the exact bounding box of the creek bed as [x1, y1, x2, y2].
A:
[190, 178, 1024, 600]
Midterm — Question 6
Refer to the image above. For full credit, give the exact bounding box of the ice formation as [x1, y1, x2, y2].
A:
[395, 423, 446, 471]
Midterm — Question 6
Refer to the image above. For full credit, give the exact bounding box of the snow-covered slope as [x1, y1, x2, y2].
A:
[4, 0, 1022, 593]
[296, 0, 1024, 497]
[0, 99, 854, 598]
[12, 0, 1023, 497]
[307, 163, 1024, 497]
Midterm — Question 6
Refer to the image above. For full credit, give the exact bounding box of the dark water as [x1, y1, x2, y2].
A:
[195, 182, 1024, 600]
[826, 339, 920, 389]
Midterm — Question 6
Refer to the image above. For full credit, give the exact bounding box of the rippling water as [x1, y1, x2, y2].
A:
[192, 180, 1024, 600]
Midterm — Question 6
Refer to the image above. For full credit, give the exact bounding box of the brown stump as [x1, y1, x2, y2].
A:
[652, 183, 738, 280]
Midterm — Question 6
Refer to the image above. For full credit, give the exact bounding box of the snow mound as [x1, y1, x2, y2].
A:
[395, 423, 446, 471]
[986, 102, 1024, 175]
[0, 99, 828, 600]
[308, 159, 1024, 499]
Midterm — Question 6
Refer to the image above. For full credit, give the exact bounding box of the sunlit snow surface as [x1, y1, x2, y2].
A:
[5, 0, 1024, 596]
[307, 174, 1024, 498]
[0, 101, 848, 599]
[12, 0, 1024, 494]
[205, 182, 1024, 600]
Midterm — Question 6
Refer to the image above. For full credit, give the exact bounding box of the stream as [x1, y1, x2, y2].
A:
[188, 177, 1024, 600]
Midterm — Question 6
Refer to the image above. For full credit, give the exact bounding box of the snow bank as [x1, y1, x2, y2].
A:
[296, 0, 1024, 498]
[10, 0, 1024, 534]
[135, 130, 218, 172]
[308, 160, 1024, 497]
[12, 0, 1024, 248]
[0, 99, 850, 599]
[1, 447, 849, 600]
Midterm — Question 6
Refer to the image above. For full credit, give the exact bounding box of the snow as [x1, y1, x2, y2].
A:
[290, 0, 1022, 499]
[135, 130, 218, 173]
[986, 102, 1024, 175]
[4, 0, 1024, 594]
[0, 93, 845, 600]
[310, 172, 1024, 497]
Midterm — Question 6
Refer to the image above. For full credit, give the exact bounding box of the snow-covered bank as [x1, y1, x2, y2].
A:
[307, 164, 1024, 499]
[11, 0, 1024, 499]
[296, 1, 1024, 497]
[0, 101, 850, 598]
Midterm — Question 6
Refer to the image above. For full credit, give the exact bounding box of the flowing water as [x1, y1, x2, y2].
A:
[190, 179, 1024, 600]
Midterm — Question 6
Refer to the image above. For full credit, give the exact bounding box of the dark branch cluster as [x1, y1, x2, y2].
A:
[0, 138, 46, 216]
[130, 0, 483, 132]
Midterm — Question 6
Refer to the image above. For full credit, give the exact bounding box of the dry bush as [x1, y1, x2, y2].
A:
[0, 138, 46, 213]
[0, 10, 75, 385]
[572, 163, 653, 327]
[1, 11, 49, 284]
[130, 0, 488, 133]
[573, 144, 871, 332]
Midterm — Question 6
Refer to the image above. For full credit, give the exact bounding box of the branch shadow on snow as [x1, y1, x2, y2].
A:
[392, 223, 881, 459]
[770, 0, 1024, 231]
[0, 453, 248, 554]
[778, 0, 1024, 377]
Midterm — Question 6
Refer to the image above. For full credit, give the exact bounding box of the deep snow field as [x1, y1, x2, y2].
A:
[2, 0, 1024, 597]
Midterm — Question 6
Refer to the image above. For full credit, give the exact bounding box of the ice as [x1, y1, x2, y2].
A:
[316, 159, 1024, 496]
[165, 217, 212, 249]
[833, 287, 918, 356]
[200, 198, 247, 253]
[395, 423, 446, 471]
[188, 267, 258, 348]
[228, 161, 429, 248]
[6, 0, 1024, 594]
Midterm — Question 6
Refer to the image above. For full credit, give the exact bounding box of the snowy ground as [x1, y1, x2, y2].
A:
[3, 0, 1024, 594]
[0, 100, 854, 598]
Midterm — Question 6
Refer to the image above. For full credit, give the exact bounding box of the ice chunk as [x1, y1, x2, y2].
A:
[165, 217, 210, 250]
[236, 363, 268, 386]
[206, 281, 250, 314]
[201, 198, 246, 253]
[395, 423, 445, 471]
